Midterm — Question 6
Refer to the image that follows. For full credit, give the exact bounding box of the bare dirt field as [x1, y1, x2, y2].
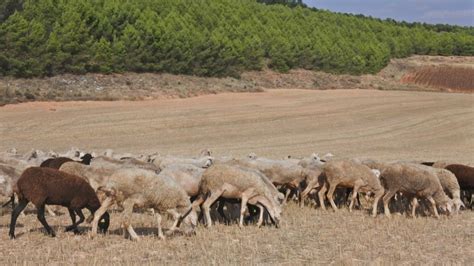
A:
[0, 89, 473, 264]
[401, 66, 474, 92]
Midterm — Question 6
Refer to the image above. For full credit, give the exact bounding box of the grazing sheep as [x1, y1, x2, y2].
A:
[9, 167, 109, 239]
[247, 153, 258, 160]
[59, 161, 116, 191]
[414, 164, 465, 213]
[230, 157, 307, 204]
[380, 163, 453, 218]
[0, 163, 20, 206]
[422, 160, 457, 169]
[0, 162, 60, 217]
[153, 155, 214, 169]
[158, 164, 205, 198]
[193, 164, 282, 228]
[90, 168, 197, 241]
[319, 160, 384, 217]
[434, 168, 464, 212]
[0, 154, 32, 172]
[360, 159, 392, 172]
[36, 154, 93, 216]
[444, 164, 474, 208]
[59, 147, 85, 160]
[200, 148, 212, 157]
[298, 166, 324, 208]
[40, 157, 74, 169]
[91, 156, 161, 174]
[298, 153, 325, 168]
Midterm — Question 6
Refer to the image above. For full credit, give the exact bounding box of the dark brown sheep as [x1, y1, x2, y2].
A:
[445, 164, 474, 189]
[40, 154, 93, 169]
[445, 164, 474, 207]
[9, 167, 109, 239]
[40, 157, 73, 169]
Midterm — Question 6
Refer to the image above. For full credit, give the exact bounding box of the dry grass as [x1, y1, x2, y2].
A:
[0, 203, 472, 264]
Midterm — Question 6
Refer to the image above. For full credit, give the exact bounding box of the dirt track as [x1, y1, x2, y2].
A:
[1, 89, 474, 264]
[1, 89, 473, 163]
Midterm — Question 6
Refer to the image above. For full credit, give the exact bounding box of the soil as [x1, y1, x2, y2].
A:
[1, 55, 473, 106]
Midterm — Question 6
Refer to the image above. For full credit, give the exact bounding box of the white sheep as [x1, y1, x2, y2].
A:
[91, 168, 197, 241]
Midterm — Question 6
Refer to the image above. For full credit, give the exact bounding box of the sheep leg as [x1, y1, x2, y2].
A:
[121, 199, 140, 241]
[318, 183, 328, 210]
[326, 183, 338, 212]
[239, 195, 249, 228]
[65, 208, 77, 232]
[372, 189, 384, 217]
[9, 198, 28, 239]
[167, 209, 181, 235]
[216, 200, 229, 224]
[382, 190, 396, 218]
[427, 196, 439, 218]
[91, 197, 113, 238]
[299, 184, 314, 208]
[155, 212, 165, 240]
[349, 181, 363, 212]
[36, 204, 55, 237]
[45, 205, 56, 217]
[66, 209, 85, 234]
[202, 189, 224, 228]
[410, 197, 419, 218]
[283, 188, 291, 205]
[256, 204, 264, 228]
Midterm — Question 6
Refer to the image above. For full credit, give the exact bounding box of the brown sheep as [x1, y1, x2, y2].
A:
[9, 167, 110, 239]
[193, 164, 282, 228]
[319, 160, 384, 217]
[230, 157, 307, 204]
[380, 163, 453, 218]
[40, 157, 74, 169]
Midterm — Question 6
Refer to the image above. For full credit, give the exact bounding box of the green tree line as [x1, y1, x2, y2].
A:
[0, 0, 473, 78]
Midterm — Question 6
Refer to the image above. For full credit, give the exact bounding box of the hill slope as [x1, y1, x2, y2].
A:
[1, 55, 472, 106]
[0, 0, 473, 78]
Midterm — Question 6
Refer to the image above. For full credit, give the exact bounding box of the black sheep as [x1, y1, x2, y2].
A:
[9, 167, 109, 239]
[40, 153, 93, 169]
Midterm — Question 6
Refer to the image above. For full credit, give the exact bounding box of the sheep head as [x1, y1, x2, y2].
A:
[453, 198, 465, 213]
[310, 153, 320, 161]
[248, 153, 257, 160]
[371, 169, 381, 178]
[438, 198, 453, 215]
[201, 156, 214, 168]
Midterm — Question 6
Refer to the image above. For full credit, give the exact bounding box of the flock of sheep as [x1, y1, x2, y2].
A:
[0, 147, 473, 241]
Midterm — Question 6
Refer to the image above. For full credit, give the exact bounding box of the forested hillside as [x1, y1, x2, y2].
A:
[0, 0, 473, 78]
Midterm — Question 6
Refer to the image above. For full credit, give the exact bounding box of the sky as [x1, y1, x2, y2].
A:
[305, 0, 474, 26]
